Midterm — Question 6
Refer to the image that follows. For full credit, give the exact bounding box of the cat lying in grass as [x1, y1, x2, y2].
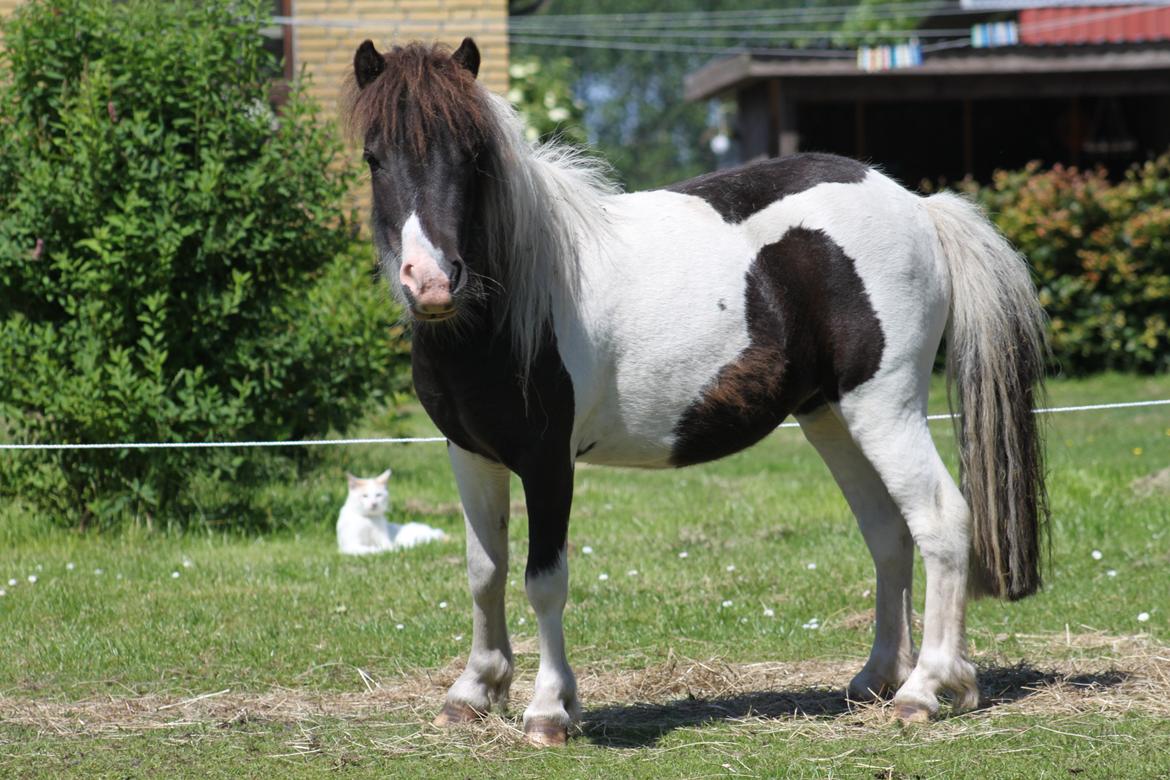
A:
[337, 470, 449, 555]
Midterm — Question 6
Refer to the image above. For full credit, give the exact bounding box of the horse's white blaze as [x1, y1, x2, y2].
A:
[400, 212, 450, 305]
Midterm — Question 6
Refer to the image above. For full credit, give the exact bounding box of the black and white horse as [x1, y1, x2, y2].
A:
[347, 39, 1048, 746]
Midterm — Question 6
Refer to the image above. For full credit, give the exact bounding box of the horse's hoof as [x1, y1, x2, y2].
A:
[893, 702, 933, 723]
[847, 682, 893, 703]
[433, 701, 481, 727]
[524, 719, 568, 747]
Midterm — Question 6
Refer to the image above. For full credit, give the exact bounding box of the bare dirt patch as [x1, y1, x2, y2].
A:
[2, 630, 1165, 753]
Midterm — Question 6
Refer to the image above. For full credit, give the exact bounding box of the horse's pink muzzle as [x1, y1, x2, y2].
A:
[400, 261, 455, 318]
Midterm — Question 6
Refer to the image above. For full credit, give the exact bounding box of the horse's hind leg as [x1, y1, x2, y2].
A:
[798, 405, 916, 700]
[838, 384, 980, 720]
[436, 444, 514, 725]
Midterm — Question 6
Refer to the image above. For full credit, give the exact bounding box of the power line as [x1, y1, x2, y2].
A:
[511, 27, 972, 42]
[510, 35, 856, 57]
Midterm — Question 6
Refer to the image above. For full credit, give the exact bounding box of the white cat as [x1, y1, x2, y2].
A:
[336, 470, 449, 555]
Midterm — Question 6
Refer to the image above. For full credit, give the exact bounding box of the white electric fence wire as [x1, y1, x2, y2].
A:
[1, 399, 1166, 451]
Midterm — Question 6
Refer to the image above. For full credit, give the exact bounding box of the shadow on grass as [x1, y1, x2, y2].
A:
[580, 664, 1130, 748]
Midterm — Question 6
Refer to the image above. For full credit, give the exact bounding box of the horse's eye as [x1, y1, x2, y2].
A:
[363, 150, 381, 170]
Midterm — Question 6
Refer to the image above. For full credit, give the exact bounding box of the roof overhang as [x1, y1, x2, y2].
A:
[684, 44, 1170, 102]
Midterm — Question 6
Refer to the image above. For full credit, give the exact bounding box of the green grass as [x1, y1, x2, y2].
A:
[2, 373, 1169, 778]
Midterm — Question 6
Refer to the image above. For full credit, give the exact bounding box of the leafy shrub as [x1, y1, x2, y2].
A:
[0, 0, 406, 527]
[968, 156, 1170, 374]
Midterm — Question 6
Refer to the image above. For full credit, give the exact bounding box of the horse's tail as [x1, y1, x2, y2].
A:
[924, 192, 1049, 601]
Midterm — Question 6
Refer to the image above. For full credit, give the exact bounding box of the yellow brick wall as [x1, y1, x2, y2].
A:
[292, 0, 509, 108]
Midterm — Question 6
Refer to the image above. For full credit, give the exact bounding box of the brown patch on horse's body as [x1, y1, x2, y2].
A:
[346, 42, 491, 155]
[670, 227, 884, 466]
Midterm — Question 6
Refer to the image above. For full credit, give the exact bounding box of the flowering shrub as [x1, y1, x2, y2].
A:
[507, 56, 587, 146]
[968, 157, 1170, 374]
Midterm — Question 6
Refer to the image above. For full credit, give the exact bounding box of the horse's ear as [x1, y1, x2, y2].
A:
[451, 37, 480, 79]
[354, 40, 386, 88]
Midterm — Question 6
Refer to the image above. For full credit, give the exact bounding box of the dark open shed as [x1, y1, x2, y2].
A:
[686, 40, 1170, 183]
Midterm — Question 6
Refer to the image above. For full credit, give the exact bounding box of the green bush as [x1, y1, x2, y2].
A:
[968, 157, 1170, 374]
[0, 0, 406, 527]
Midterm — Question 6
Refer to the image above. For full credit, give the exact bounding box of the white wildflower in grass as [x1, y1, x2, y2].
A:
[726, 564, 736, 572]
[439, 601, 449, 609]
[806, 562, 817, 570]
[171, 571, 180, 579]
[6, 579, 16, 587]
[626, 569, 638, 577]
[802, 617, 821, 630]
[0, 589, 5, 597]
[721, 599, 733, 608]
[94, 568, 103, 576]
[518, 617, 526, 625]
[395, 624, 405, 630]
[763, 608, 775, 618]
[1091, 550, 1103, 560]
[862, 589, 872, 598]
[454, 634, 463, 642]
[35, 564, 42, 572]
[582, 546, 594, 555]
[740, 617, 749, 623]
[1106, 569, 1117, 578]
[1138, 612, 1151, 623]
[27, 575, 37, 584]
[66, 562, 75, 571]
[598, 573, 609, 581]
[116, 574, 123, 581]
[182, 557, 193, 569]
[678, 551, 689, 559]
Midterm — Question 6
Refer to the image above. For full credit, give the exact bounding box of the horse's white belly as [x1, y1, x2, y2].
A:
[562, 191, 757, 467]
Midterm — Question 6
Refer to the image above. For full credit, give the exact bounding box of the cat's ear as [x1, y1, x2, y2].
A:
[347, 472, 361, 489]
[375, 469, 392, 484]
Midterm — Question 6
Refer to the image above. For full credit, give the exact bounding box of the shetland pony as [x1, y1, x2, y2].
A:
[346, 38, 1048, 746]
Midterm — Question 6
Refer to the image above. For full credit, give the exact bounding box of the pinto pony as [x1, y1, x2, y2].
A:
[346, 39, 1048, 745]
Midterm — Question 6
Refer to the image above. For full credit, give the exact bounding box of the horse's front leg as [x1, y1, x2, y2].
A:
[435, 443, 513, 725]
[519, 458, 578, 746]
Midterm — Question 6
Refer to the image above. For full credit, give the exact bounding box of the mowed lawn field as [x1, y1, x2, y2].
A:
[1, 373, 1168, 778]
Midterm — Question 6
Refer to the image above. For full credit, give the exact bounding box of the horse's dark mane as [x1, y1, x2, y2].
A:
[345, 43, 492, 155]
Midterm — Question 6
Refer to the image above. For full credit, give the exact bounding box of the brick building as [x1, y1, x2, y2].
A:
[275, 0, 509, 117]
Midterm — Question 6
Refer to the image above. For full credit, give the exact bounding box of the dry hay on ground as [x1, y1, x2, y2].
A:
[1132, 466, 1170, 497]
[1, 630, 1165, 755]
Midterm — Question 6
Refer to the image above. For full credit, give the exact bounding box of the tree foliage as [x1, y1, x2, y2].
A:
[0, 0, 405, 527]
[511, 0, 927, 190]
